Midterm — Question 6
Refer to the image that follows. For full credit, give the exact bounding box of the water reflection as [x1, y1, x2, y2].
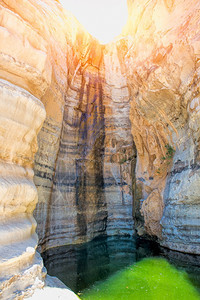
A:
[42, 236, 200, 295]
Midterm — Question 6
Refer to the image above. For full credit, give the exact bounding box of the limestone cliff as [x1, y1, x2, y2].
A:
[0, 0, 88, 297]
[0, 0, 135, 296]
[122, 0, 200, 254]
[41, 40, 135, 250]
[0, 80, 46, 299]
[33, 0, 200, 255]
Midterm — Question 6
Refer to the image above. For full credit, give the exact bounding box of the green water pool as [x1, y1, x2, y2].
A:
[42, 236, 200, 299]
[81, 257, 200, 300]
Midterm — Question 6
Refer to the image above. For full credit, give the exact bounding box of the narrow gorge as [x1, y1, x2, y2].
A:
[0, 0, 200, 298]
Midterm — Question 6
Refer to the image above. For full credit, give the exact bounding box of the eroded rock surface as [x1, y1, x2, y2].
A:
[0, 2, 135, 297]
[0, 80, 46, 299]
[123, 0, 200, 253]
[33, 0, 200, 255]
[39, 39, 135, 251]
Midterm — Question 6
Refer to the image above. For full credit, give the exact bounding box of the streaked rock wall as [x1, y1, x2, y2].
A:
[102, 42, 135, 237]
[0, 80, 46, 299]
[0, 0, 135, 252]
[40, 40, 135, 250]
[0, 0, 91, 296]
[123, 0, 200, 253]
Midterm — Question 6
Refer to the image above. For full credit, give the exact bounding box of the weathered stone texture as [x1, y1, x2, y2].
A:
[123, 0, 200, 253]
[102, 42, 135, 237]
[40, 40, 135, 250]
[0, 0, 135, 256]
[0, 80, 46, 299]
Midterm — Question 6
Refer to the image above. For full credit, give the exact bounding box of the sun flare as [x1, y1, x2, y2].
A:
[59, 0, 128, 44]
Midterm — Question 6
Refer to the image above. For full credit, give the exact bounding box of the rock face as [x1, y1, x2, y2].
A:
[39, 40, 135, 251]
[0, 1, 135, 296]
[0, 80, 46, 299]
[1, 0, 200, 297]
[0, 0, 79, 297]
[123, 0, 200, 253]
[32, 0, 200, 256]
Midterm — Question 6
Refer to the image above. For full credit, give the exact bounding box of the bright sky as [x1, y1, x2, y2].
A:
[59, 0, 128, 44]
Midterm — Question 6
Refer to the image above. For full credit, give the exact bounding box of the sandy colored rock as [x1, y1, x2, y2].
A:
[0, 80, 46, 299]
[27, 275, 80, 300]
[122, 0, 200, 253]
[27, 287, 79, 300]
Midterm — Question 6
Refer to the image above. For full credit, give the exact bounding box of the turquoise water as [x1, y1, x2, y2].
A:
[42, 236, 200, 299]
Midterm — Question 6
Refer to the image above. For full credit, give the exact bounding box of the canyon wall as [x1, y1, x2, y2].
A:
[0, 80, 46, 298]
[38, 39, 135, 251]
[11, 1, 135, 252]
[0, 0, 90, 297]
[1, 0, 200, 297]
[0, 1, 135, 296]
[123, 0, 200, 253]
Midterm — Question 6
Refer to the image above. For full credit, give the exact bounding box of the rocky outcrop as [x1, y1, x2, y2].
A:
[0, 0, 135, 252]
[123, 0, 200, 253]
[0, 80, 46, 299]
[0, 0, 80, 297]
[27, 275, 80, 300]
[39, 40, 135, 251]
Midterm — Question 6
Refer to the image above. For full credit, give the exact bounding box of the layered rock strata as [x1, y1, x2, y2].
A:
[123, 0, 200, 253]
[102, 43, 136, 237]
[0, 1, 75, 296]
[40, 41, 135, 250]
[0, 80, 46, 299]
[0, 0, 135, 253]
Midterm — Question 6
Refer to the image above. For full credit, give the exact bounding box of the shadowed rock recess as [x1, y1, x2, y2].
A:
[0, 0, 200, 298]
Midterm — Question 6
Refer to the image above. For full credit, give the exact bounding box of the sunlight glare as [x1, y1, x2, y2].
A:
[59, 0, 128, 44]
